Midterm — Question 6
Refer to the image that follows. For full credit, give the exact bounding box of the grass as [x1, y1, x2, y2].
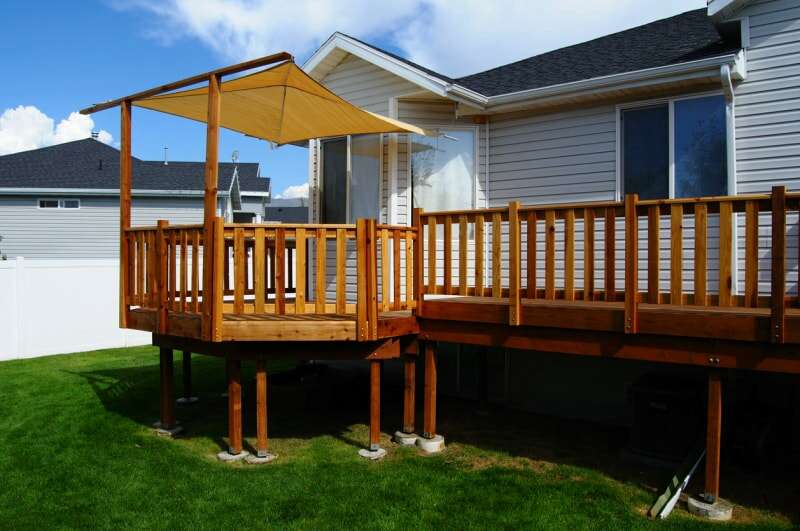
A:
[0, 345, 795, 530]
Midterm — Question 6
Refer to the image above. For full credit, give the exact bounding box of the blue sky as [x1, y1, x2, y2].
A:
[0, 0, 705, 197]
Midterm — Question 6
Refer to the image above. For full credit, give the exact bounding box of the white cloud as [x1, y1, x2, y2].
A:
[276, 182, 309, 199]
[117, 0, 705, 77]
[0, 106, 113, 156]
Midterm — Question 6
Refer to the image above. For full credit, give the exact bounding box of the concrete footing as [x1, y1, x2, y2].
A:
[393, 431, 419, 446]
[217, 450, 250, 463]
[152, 421, 183, 438]
[176, 396, 199, 405]
[416, 434, 445, 453]
[687, 496, 733, 521]
[358, 447, 387, 460]
[245, 452, 277, 465]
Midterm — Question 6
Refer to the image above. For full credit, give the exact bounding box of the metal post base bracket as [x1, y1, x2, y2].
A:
[216, 450, 249, 463]
[416, 434, 445, 454]
[687, 496, 733, 521]
[245, 453, 277, 465]
[358, 447, 387, 460]
[393, 431, 419, 446]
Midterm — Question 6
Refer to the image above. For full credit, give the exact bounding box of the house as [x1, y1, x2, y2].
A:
[0, 138, 270, 259]
[301, 2, 800, 422]
[265, 198, 309, 223]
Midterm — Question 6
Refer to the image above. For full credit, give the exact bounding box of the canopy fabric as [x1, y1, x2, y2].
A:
[134, 61, 429, 145]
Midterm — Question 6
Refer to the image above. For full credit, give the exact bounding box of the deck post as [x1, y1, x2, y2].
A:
[156, 220, 169, 335]
[412, 208, 424, 316]
[157, 347, 177, 433]
[370, 359, 381, 451]
[624, 193, 639, 334]
[704, 369, 722, 503]
[508, 201, 521, 325]
[256, 359, 269, 457]
[227, 357, 243, 456]
[119, 100, 132, 328]
[177, 351, 198, 405]
[403, 355, 416, 433]
[419, 341, 445, 452]
[201, 73, 222, 341]
[771, 186, 786, 344]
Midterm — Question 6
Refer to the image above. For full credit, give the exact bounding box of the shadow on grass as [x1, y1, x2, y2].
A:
[71, 354, 800, 525]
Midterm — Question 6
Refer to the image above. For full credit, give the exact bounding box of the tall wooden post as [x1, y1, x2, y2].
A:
[176, 351, 198, 404]
[412, 208, 424, 316]
[402, 355, 416, 434]
[256, 359, 269, 457]
[119, 100, 132, 328]
[508, 201, 521, 325]
[227, 357, 243, 455]
[156, 220, 169, 335]
[423, 341, 438, 439]
[202, 73, 222, 341]
[624, 194, 639, 333]
[369, 360, 382, 451]
[159, 347, 175, 429]
[771, 186, 786, 344]
[704, 369, 722, 502]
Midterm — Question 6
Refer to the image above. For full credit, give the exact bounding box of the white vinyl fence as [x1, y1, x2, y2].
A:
[0, 258, 150, 361]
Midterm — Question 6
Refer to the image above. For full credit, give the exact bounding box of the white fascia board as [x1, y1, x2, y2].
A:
[0, 188, 230, 198]
[708, 0, 751, 21]
[484, 53, 740, 113]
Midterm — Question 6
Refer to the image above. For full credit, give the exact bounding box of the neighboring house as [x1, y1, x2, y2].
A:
[302, 1, 800, 420]
[0, 138, 270, 259]
[265, 198, 310, 223]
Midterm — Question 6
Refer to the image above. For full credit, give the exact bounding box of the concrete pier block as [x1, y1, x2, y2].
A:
[245, 453, 277, 465]
[416, 434, 445, 454]
[687, 496, 733, 521]
[216, 450, 249, 463]
[393, 431, 419, 446]
[358, 447, 387, 460]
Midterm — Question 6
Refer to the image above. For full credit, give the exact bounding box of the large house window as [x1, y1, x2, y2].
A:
[320, 135, 380, 223]
[38, 198, 80, 209]
[411, 129, 476, 212]
[621, 94, 728, 199]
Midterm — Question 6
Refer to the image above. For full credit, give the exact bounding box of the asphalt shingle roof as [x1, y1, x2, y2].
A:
[0, 138, 268, 193]
[348, 8, 740, 98]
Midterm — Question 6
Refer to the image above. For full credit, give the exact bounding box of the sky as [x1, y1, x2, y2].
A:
[0, 0, 706, 198]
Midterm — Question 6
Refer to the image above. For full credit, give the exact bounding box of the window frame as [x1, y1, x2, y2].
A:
[38, 198, 81, 210]
[615, 90, 735, 201]
[318, 135, 383, 224]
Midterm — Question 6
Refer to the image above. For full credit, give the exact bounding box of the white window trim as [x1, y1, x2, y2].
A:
[615, 90, 735, 201]
[38, 198, 81, 210]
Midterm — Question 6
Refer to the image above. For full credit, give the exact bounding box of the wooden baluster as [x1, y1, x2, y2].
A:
[475, 214, 484, 296]
[545, 210, 555, 300]
[275, 228, 285, 315]
[316, 228, 327, 313]
[179, 231, 188, 313]
[381, 228, 390, 311]
[357, 220, 368, 339]
[254, 227, 265, 313]
[695, 204, 708, 306]
[394, 229, 402, 309]
[233, 228, 245, 314]
[564, 209, 575, 301]
[296, 228, 307, 313]
[744, 200, 759, 308]
[648, 206, 660, 304]
[443, 216, 452, 294]
[335, 228, 346, 314]
[719, 202, 733, 307]
[147, 231, 155, 308]
[584, 208, 594, 301]
[212, 218, 225, 341]
[137, 231, 145, 307]
[491, 213, 502, 297]
[169, 231, 177, 312]
[458, 216, 468, 296]
[405, 230, 413, 309]
[771, 186, 786, 344]
[428, 216, 437, 295]
[224, 240, 231, 294]
[509, 201, 521, 324]
[191, 230, 200, 313]
[670, 204, 683, 305]
[624, 194, 639, 334]
[527, 211, 537, 299]
[127, 234, 136, 309]
[604, 207, 616, 301]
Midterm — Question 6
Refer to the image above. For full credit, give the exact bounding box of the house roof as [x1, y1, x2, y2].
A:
[322, 8, 740, 99]
[0, 138, 268, 194]
[265, 206, 309, 223]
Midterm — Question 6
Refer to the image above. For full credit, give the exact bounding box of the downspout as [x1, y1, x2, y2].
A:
[721, 64, 739, 294]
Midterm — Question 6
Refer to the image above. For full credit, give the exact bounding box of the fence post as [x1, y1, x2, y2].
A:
[412, 208, 424, 316]
[771, 186, 786, 344]
[508, 201, 521, 325]
[156, 220, 169, 335]
[624, 194, 639, 334]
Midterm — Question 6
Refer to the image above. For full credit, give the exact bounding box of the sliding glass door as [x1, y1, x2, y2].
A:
[320, 135, 380, 223]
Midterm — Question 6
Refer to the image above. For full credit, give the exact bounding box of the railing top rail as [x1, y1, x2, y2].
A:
[375, 224, 418, 231]
[223, 222, 357, 230]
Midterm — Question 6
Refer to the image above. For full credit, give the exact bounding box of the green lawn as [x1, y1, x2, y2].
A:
[0, 346, 794, 530]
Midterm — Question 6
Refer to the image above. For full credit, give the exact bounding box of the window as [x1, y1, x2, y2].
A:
[621, 94, 728, 199]
[411, 129, 475, 212]
[320, 135, 380, 223]
[38, 198, 80, 209]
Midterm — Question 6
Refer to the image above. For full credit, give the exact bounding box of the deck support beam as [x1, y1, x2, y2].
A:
[402, 355, 416, 434]
[423, 342, 437, 439]
[201, 73, 222, 341]
[704, 369, 722, 503]
[369, 360, 381, 451]
[227, 357, 243, 455]
[256, 359, 269, 457]
[177, 351, 198, 404]
[158, 347, 176, 430]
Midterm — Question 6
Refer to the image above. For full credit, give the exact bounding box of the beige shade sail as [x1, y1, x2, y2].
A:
[133, 61, 429, 145]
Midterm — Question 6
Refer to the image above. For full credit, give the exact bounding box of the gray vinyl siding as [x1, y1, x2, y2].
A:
[238, 195, 265, 218]
[0, 195, 204, 259]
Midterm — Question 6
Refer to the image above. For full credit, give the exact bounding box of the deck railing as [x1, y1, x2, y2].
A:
[416, 186, 799, 343]
[122, 219, 419, 341]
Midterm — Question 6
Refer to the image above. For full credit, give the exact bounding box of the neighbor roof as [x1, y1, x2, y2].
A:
[337, 8, 740, 98]
[0, 138, 268, 194]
